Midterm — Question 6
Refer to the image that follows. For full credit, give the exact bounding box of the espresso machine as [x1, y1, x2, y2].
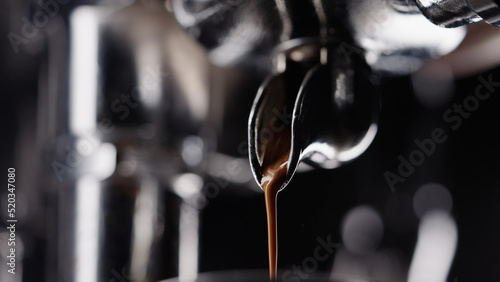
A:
[1, 0, 500, 281]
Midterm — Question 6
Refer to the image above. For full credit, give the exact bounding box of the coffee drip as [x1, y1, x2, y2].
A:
[260, 127, 291, 280]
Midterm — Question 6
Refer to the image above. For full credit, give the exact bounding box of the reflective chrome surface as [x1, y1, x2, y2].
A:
[289, 46, 379, 173]
[413, 0, 500, 27]
[170, 0, 283, 67]
[348, 0, 467, 74]
[248, 38, 379, 190]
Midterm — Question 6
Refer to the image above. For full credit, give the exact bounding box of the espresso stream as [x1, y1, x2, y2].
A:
[260, 128, 291, 280]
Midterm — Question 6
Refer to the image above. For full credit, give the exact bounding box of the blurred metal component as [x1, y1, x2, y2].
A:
[68, 6, 103, 136]
[172, 173, 204, 282]
[170, 0, 283, 67]
[330, 205, 406, 282]
[413, 183, 453, 218]
[408, 211, 458, 282]
[130, 176, 160, 282]
[341, 206, 384, 255]
[59, 6, 120, 282]
[423, 22, 500, 77]
[331, 248, 407, 282]
[206, 153, 258, 190]
[42, 1, 213, 281]
[413, 0, 500, 27]
[171, 0, 469, 75]
[348, 0, 467, 75]
[275, 0, 292, 42]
